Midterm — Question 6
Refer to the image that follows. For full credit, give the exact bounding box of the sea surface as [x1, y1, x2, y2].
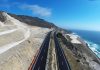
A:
[71, 29, 100, 58]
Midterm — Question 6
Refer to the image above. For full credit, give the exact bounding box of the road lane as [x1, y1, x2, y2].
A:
[54, 32, 71, 70]
[32, 31, 51, 70]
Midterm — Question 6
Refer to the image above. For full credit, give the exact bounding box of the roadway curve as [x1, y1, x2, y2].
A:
[54, 32, 71, 70]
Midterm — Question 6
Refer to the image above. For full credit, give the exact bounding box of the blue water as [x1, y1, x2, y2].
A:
[72, 29, 100, 58]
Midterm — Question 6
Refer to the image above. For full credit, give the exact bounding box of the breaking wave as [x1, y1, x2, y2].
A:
[72, 31, 100, 58]
[85, 40, 100, 58]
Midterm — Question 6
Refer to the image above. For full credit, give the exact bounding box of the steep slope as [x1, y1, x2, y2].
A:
[0, 11, 51, 70]
[8, 13, 56, 28]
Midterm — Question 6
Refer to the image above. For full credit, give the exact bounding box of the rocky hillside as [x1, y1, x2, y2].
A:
[0, 11, 51, 70]
[0, 11, 99, 70]
[0, 11, 57, 28]
[8, 13, 56, 28]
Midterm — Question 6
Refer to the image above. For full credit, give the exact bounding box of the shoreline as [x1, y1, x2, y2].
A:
[72, 32, 100, 58]
[85, 40, 100, 58]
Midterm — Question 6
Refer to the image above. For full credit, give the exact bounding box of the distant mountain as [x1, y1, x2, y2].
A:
[8, 13, 57, 28]
[0, 11, 57, 28]
[0, 11, 71, 33]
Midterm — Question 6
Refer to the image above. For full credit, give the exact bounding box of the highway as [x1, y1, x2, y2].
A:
[31, 31, 51, 70]
[31, 31, 71, 70]
[54, 32, 71, 70]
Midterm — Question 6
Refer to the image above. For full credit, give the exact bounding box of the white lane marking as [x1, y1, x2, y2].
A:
[44, 49, 45, 53]
[41, 56, 43, 61]
[62, 61, 63, 65]
[38, 67, 40, 70]
[56, 36, 70, 70]
[60, 45, 70, 70]
[32, 32, 50, 69]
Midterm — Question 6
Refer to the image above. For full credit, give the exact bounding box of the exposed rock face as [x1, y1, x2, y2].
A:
[0, 11, 6, 22]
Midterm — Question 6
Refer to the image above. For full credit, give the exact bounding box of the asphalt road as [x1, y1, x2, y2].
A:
[32, 31, 51, 70]
[31, 31, 71, 70]
[54, 32, 71, 70]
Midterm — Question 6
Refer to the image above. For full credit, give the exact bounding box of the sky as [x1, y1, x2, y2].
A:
[0, 0, 100, 31]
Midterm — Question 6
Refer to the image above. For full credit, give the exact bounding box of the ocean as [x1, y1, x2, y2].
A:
[71, 29, 100, 58]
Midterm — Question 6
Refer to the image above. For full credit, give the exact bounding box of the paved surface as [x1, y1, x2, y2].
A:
[31, 31, 71, 70]
[32, 31, 51, 70]
[54, 32, 71, 70]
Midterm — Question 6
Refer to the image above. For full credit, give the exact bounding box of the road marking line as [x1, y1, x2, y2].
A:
[44, 49, 45, 53]
[38, 67, 40, 70]
[62, 61, 63, 65]
[41, 56, 43, 60]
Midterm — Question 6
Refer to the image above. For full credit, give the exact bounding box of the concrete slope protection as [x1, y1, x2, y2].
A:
[32, 31, 51, 70]
[54, 32, 71, 70]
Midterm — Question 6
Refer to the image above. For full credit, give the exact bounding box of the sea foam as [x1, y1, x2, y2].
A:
[72, 32, 100, 58]
[85, 40, 100, 58]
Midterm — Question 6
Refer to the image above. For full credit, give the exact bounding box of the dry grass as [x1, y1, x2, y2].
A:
[46, 32, 58, 70]
[58, 38, 92, 70]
